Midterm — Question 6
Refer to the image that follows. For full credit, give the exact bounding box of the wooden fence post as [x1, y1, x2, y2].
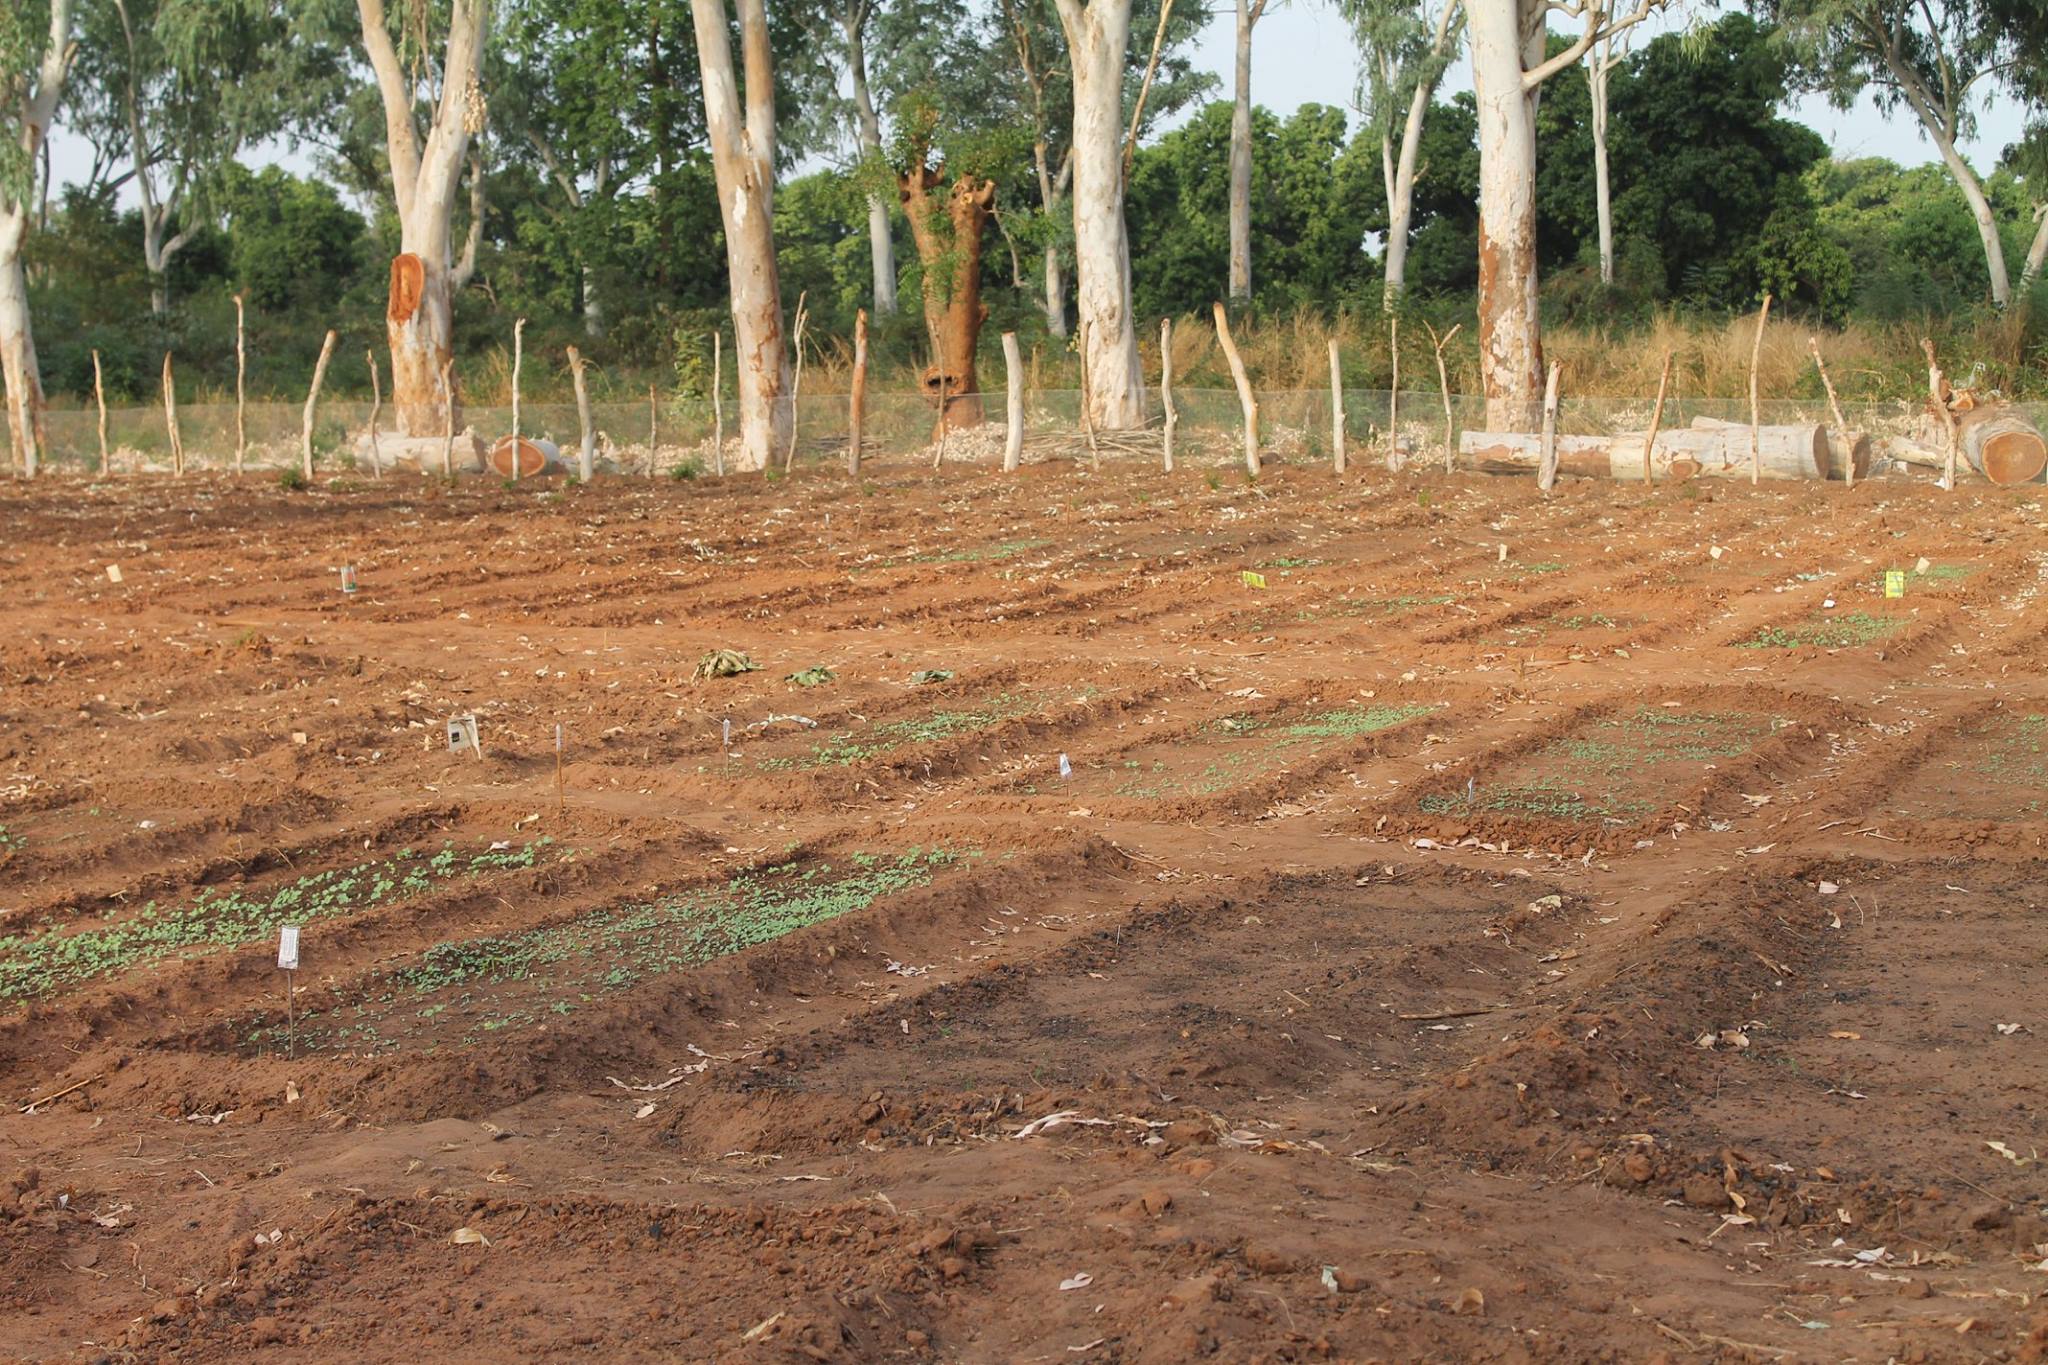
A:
[92, 350, 109, 476]
[161, 352, 184, 476]
[1747, 293, 1772, 486]
[1213, 301, 1259, 478]
[234, 294, 248, 474]
[1329, 337, 1346, 474]
[1160, 317, 1176, 473]
[303, 330, 338, 482]
[568, 345, 595, 481]
[849, 308, 868, 476]
[1002, 330, 1023, 473]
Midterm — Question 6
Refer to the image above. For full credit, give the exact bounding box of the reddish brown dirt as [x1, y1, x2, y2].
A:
[1, 464, 2045, 1363]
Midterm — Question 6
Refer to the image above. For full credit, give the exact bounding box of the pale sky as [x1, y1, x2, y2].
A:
[46, 3, 2030, 202]
[1184, 4, 2028, 169]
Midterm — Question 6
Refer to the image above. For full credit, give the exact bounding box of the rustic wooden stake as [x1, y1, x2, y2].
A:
[1808, 336, 1852, 489]
[364, 350, 384, 478]
[849, 308, 868, 476]
[1922, 337, 1959, 490]
[1002, 330, 1023, 473]
[1426, 321, 1462, 473]
[1329, 337, 1346, 474]
[1160, 317, 1176, 473]
[233, 293, 248, 474]
[1386, 313, 1400, 470]
[1077, 321, 1101, 468]
[712, 331, 725, 476]
[1643, 350, 1672, 484]
[1537, 360, 1562, 493]
[647, 384, 659, 477]
[92, 349, 109, 476]
[786, 291, 808, 472]
[567, 345, 595, 481]
[1213, 301, 1259, 478]
[302, 329, 338, 482]
[161, 352, 184, 476]
[555, 723, 565, 812]
[440, 358, 457, 478]
[1747, 292, 1772, 486]
[510, 316, 526, 482]
[931, 367, 950, 470]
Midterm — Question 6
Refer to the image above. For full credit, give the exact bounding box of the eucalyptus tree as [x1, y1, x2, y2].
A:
[1467, 0, 1667, 425]
[690, 0, 788, 470]
[1, 0, 73, 478]
[1756, 0, 2033, 307]
[1342, 0, 1464, 306]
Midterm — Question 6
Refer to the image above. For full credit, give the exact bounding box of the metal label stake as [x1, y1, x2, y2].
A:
[277, 926, 301, 1059]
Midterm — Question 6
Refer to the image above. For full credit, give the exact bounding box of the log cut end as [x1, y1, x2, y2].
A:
[1976, 423, 2047, 485]
[487, 436, 560, 479]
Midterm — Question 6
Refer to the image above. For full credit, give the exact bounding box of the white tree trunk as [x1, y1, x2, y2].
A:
[1589, 43, 1614, 287]
[692, 0, 790, 471]
[0, 232, 44, 478]
[1056, 0, 1145, 429]
[2023, 208, 2048, 295]
[1043, 243, 1068, 337]
[358, 0, 489, 436]
[1382, 79, 1433, 308]
[581, 263, 605, 338]
[845, 9, 898, 317]
[1, 0, 71, 479]
[1469, 0, 1545, 429]
[1227, 0, 1259, 302]
[1886, 55, 2011, 309]
[1930, 128, 2008, 308]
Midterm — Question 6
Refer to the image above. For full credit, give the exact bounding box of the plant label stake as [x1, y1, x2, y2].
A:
[447, 715, 482, 758]
[555, 724, 565, 812]
[1242, 571, 1267, 590]
[722, 719, 732, 756]
[277, 926, 301, 1059]
[1058, 753, 1072, 780]
[1884, 570, 1905, 600]
[339, 565, 358, 595]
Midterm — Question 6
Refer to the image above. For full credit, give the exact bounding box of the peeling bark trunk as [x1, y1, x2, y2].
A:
[900, 168, 995, 430]
[1885, 52, 2011, 309]
[691, 0, 790, 471]
[844, 7, 898, 317]
[357, 0, 489, 436]
[1470, 0, 1545, 430]
[0, 240, 46, 478]
[1381, 78, 1431, 307]
[1055, 0, 1145, 429]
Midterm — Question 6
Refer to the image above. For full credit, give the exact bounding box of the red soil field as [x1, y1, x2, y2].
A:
[0, 462, 2044, 1362]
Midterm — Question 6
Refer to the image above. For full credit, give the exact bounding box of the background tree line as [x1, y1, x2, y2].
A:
[5, 0, 2048, 436]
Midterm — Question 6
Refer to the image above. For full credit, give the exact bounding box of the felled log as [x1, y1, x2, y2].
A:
[1459, 425, 1832, 481]
[1958, 405, 2047, 484]
[354, 430, 486, 475]
[487, 435, 560, 479]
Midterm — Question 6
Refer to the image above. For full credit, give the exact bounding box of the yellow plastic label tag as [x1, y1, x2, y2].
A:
[1883, 570, 1905, 599]
[1242, 571, 1267, 590]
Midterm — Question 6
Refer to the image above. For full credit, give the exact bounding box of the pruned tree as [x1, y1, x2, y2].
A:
[1, 0, 73, 479]
[1227, 0, 1270, 301]
[1344, 0, 1464, 307]
[887, 94, 1011, 430]
[690, 0, 789, 470]
[1051, 0, 1145, 427]
[354, 0, 490, 436]
[1468, 0, 1666, 426]
[1757, 0, 2032, 308]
